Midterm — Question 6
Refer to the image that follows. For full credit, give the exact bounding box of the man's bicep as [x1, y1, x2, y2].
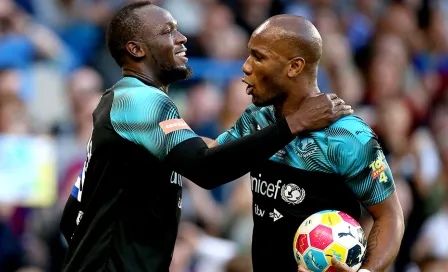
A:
[346, 160, 395, 207]
[111, 91, 198, 160]
[344, 140, 396, 207]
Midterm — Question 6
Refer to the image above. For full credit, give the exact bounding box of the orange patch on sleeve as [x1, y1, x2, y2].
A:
[371, 164, 387, 179]
[159, 119, 191, 134]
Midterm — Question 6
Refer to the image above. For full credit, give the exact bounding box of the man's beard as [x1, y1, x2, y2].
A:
[159, 63, 193, 84]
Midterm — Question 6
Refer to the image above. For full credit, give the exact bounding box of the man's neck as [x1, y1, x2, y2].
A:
[274, 85, 320, 118]
[122, 66, 169, 94]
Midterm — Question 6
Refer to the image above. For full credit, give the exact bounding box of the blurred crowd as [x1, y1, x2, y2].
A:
[0, 0, 448, 271]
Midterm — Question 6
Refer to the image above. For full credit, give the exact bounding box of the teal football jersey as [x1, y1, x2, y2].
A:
[62, 77, 198, 272]
[217, 104, 395, 272]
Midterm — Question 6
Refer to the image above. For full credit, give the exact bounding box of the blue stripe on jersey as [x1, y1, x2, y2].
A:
[70, 169, 83, 199]
[71, 185, 79, 198]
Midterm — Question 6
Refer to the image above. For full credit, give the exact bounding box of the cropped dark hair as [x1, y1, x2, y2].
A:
[106, 1, 153, 67]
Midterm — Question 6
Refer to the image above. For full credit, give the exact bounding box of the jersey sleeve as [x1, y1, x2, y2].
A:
[217, 106, 256, 145]
[327, 124, 395, 207]
[110, 88, 199, 160]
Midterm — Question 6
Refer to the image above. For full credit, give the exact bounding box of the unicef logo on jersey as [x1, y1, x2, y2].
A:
[281, 183, 306, 205]
[295, 137, 317, 157]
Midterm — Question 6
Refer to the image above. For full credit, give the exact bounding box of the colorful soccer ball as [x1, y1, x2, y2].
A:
[293, 210, 367, 272]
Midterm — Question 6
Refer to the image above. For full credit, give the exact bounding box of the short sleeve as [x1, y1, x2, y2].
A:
[217, 106, 256, 145]
[327, 123, 395, 207]
[110, 88, 198, 160]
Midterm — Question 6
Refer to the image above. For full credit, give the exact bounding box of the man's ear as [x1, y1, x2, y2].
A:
[287, 57, 305, 78]
[125, 41, 146, 58]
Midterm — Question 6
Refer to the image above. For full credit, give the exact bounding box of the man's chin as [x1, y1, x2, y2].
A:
[252, 97, 271, 107]
[253, 93, 284, 108]
[182, 66, 193, 80]
[161, 66, 193, 83]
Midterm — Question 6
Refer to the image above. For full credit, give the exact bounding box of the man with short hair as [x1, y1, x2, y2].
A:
[210, 15, 404, 272]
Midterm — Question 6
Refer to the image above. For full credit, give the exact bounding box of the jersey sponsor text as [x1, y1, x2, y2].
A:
[251, 174, 282, 199]
[159, 119, 191, 134]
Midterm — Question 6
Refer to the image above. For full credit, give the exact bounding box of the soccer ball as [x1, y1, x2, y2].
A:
[293, 210, 367, 272]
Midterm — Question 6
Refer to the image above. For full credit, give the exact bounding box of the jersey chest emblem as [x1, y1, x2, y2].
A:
[281, 183, 306, 205]
[294, 137, 317, 158]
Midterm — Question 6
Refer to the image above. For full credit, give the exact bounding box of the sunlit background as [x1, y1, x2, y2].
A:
[0, 0, 447, 271]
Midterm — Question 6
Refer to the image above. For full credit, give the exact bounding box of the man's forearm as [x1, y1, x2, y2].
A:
[361, 216, 404, 272]
[165, 118, 294, 189]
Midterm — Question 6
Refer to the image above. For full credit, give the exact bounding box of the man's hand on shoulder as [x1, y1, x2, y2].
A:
[286, 93, 353, 135]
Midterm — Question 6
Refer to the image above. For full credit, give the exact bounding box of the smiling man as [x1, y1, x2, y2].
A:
[59, 2, 353, 272]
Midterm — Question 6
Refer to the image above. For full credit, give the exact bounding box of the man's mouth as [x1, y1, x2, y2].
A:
[246, 85, 254, 95]
[242, 78, 254, 95]
[174, 47, 188, 63]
